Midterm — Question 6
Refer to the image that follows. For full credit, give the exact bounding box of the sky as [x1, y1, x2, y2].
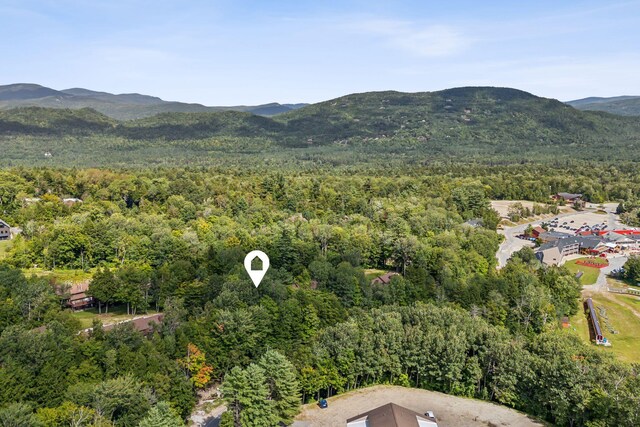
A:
[1, 0, 639, 105]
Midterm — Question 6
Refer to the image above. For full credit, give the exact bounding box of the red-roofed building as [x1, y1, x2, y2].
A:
[612, 230, 640, 236]
[531, 226, 546, 238]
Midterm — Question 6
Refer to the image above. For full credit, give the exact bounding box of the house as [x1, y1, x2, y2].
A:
[346, 403, 438, 427]
[535, 246, 563, 266]
[57, 281, 94, 310]
[531, 226, 546, 238]
[371, 272, 400, 285]
[552, 192, 585, 207]
[0, 219, 12, 240]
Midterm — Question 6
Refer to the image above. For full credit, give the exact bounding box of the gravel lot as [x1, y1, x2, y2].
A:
[293, 385, 545, 427]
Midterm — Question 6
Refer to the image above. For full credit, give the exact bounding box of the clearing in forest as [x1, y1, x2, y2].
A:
[293, 385, 544, 427]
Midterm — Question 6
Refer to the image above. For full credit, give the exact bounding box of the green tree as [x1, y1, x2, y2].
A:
[92, 376, 151, 427]
[88, 268, 118, 314]
[257, 350, 301, 424]
[0, 403, 39, 427]
[137, 402, 183, 427]
[221, 365, 277, 427]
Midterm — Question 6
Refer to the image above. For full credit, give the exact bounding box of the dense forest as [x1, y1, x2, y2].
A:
[2, 87, 640, 167]
[0, 165, 639, 426]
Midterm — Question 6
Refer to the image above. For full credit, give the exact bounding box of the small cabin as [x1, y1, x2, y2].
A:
[0, 220, 12, 240]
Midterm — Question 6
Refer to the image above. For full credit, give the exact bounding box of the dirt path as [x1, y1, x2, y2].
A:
[293, 385, 545, 427]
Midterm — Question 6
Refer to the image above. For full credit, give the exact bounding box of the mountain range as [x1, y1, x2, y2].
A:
[566, 96, 640, 116]
[1, 86, 639, 166]
[0, 83, 307, 120]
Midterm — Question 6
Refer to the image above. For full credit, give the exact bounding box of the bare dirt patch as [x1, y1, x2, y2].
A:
[294, 385, 545, 427]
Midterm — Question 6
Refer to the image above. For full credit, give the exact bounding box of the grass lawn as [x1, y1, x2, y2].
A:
[72, 305, 159, 328]
[563, 258, 603, 285]
[570, 292, 640, 363]
[364, 268, 387, 281]
[0, 240, 11, 259]
[22, 268, 94, 282]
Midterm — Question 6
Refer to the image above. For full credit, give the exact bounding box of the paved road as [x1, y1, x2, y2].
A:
[583, 255, 628, 292]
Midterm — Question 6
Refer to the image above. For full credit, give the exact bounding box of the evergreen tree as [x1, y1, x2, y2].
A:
[138, 402, 183, 427]
[240, 364, 278, 427]
[222, 365, 277, 427]
[257, 350, 301, 424]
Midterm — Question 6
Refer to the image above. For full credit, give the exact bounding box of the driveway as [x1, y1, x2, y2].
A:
[583, 255, 628, 292]
[295, 385, 544, 427]
[190, 405, 226, 427]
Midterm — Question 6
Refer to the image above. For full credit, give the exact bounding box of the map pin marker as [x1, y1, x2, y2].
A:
[244, 250, 270, 287]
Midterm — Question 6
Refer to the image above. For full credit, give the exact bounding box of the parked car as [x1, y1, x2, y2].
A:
[319, 399, 328, 408]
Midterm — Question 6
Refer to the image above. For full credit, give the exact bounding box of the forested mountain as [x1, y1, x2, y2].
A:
[567, 95, 640, 116]
[1, 86, 639, 167]
[0, 84, 306, 120]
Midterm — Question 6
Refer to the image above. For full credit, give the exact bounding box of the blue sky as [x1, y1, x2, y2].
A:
[1, 0, 639, 104]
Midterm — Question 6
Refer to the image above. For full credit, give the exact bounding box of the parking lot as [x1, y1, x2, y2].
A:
[545, 210, 611, 235]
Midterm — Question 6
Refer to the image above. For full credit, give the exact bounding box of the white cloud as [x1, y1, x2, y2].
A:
[350, 19, 471, 57]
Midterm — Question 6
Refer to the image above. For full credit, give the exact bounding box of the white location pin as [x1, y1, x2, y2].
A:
[244, 250, 270, 287]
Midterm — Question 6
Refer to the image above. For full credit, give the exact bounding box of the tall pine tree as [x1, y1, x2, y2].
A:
[258, 350, 301, 424]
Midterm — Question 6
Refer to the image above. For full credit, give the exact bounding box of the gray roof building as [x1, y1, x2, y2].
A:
[346, 403, 438, 427]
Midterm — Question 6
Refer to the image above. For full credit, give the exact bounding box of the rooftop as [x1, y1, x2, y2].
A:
[347, 403, 437, 427]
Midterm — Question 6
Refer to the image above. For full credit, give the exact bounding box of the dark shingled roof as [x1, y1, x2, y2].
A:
[371, 272, 400, 285]
[557, 192, 582, 200]
[346, 403, 437, 427]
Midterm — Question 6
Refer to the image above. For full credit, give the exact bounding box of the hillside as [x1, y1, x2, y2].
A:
[1, 86, 639, 167]
[567, 96, 640, 116]
[0, 83, 306, 119]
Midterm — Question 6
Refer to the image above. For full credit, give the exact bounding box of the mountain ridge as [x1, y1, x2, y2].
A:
[0, 83, 307, 119]
[1, 85, 639, 166]
[566, 95, 640, 116]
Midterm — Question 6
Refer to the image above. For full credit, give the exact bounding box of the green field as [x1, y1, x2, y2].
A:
[563, 258, 604, 286]
[570, 293, 640, 363]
